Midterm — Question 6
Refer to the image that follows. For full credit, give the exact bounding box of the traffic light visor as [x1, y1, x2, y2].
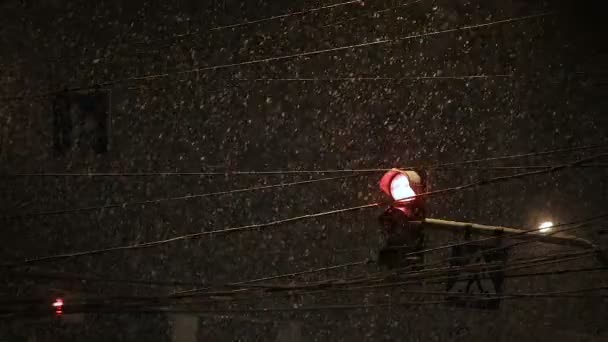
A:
[380, 169, 421, 203]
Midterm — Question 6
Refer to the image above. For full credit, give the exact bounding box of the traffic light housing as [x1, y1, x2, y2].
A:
[379, 169, 425, 220]
[377, 169, 426, 269]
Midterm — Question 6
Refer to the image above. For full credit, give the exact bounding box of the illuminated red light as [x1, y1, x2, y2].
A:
[389, 173, 416, 202]
[53, 298, 64, 315]
[380, 169, 421, 203]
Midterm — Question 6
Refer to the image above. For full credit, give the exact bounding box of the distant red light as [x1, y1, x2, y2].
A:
[53, 298, 64, 316]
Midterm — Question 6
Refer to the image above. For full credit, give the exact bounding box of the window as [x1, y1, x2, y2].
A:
[52, 91, 110, 154]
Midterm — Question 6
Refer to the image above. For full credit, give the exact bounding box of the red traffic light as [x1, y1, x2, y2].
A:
[52, 298, 64, 316]
[379, 169, 423, 203]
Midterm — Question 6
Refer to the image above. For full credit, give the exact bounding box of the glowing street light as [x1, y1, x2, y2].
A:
[538, 221, 554, 233]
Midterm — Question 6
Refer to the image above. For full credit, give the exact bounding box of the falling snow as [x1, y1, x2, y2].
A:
[0, 0, 607, 341]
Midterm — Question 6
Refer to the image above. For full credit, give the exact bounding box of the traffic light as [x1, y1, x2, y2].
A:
[377, 169, 426, 269]
[52, 298, 64, 316]
[379, 169, 425, 219]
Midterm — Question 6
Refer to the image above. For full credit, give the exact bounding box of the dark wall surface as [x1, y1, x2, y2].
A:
[1, 0, 607, 341]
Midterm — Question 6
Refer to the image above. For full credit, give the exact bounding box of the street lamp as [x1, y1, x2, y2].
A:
[538, 221, 554, 233]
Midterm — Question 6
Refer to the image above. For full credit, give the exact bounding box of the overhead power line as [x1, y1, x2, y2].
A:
[136, 12, 553, 78]
[324, 0, 425, 28]
[136, 0, 365, 48]
[2, 251, 605, 311]
[4, 153, 605, 268]
[3, 242, 604, 315]
[381, 248, 598, 285]
[171, 210, 607, 297]
[228, 75, 514, 82]
[172, 260, 370, 296]
[7, 252, 608, 302]
[201, 264, 608, 306]
[418, 153, 607, 201]
[5, 143, 605, 178]
[390, 214, 606, 258]
[139, 0, 365, 47]
[1, 0, 364, 75]
[120, 73, 517, 93]
[436, 164, 608, 170]
[432, 144, 607, 168]
[337, 251, 602, 295]
[0, 175, 363, 220]
[6, 260, 369, 290]
[2, 203, 379, 268]
[119, 72, 518, 92]
[177, 226, 605, 298]
[125, 251, 608, 304]
[169, 265, 608, 307]
[0, 12, 552, 102]
[195, 248, 603, 305]
[174, 254, 604, 306]
[192, 0, 364, 33]
[124, 74, 518, 91]
[346, 215, 607, 287]
[5, 268, 211, 288]
[2, 285, 606, 320]
[24, 286, 608, 316]
[2, 168, 387, 177]
[6, 235, 588, 297]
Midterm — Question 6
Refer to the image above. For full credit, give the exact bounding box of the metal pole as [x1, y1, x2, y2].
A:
[422, 218, 597, 250]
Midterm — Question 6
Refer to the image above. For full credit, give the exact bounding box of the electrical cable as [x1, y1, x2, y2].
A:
[173, 213, 606, 297]
[4, 153, 604, 267]
[174, 247, 602, 299]
[4, 260, 369, 290]
[1, 0, 365, 74]
[171, 260, 370, 296]
[122, 74, 518, 93]
[1, 2, 603, 322]
[0, 174, 363, 220]
[130, 13, 555, 78]
[3, 286, 605, 318]
[1, 203, 379, 268]
[2, 248, 604, 316]
[335, 250, 601, 293]
[225, 252, 605, 309]
[0, 12, 552, 102]
[192, 0, 364, 33]
[323, 0, 425, 28]
[2, 255, 605, 312]
[315, 216, 607, 291]
[415, 153, 607, 202]
[432, 144, 607, 168]
[5, 143, 605, 178]
[388, 214, 606, 256]
[228, 75, 514, 82]
[136, 0, 365, 49]
[172, 266, 608, 307]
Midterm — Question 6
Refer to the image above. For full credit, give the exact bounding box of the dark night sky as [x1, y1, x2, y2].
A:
[0, 0, 607, 341]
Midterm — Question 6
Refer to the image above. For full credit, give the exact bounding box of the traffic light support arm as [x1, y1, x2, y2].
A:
[422, 218, 597, 250]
